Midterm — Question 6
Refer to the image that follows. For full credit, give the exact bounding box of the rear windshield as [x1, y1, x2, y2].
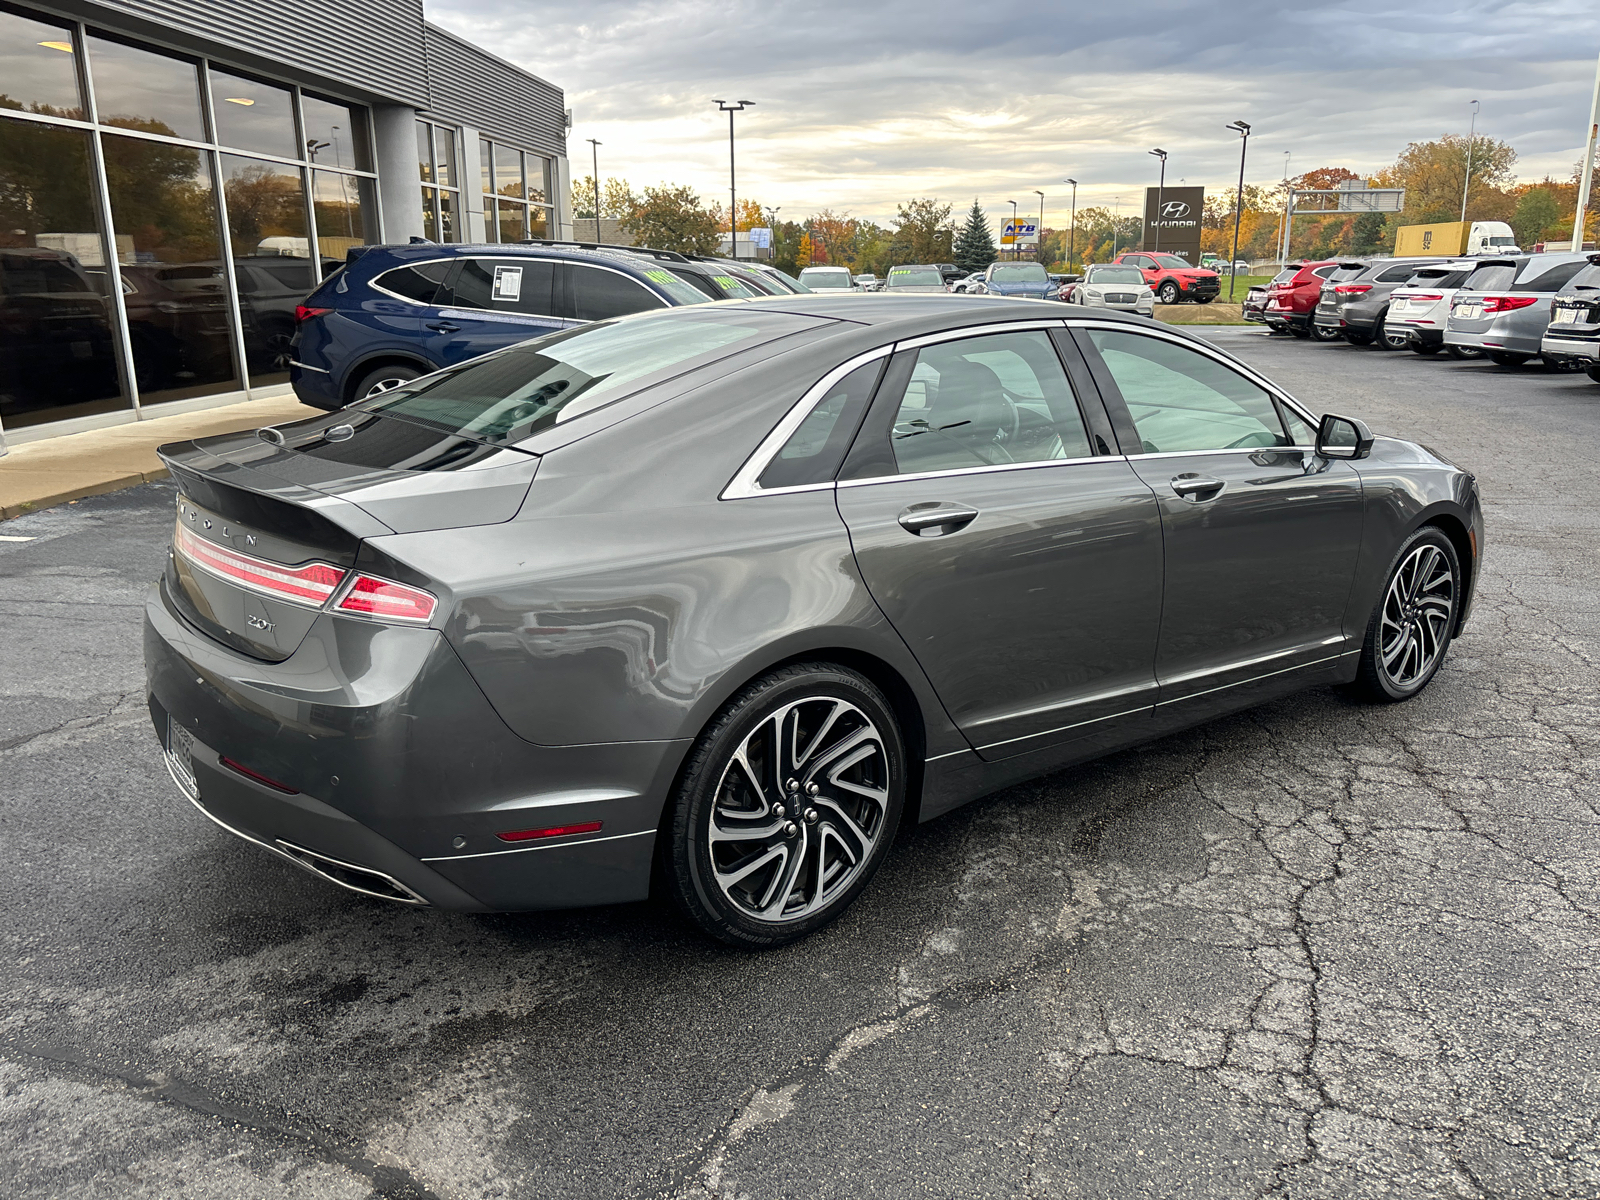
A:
[1087, 267, 1145, 284]
[1327, 265, 1366, 283]
[1461, 263, 1518, 292]
[763, 269, 808, 293]
[1407, 269, 1469, 288]
[359, 311, 797, 444]
[1272, 267, 1299, 284]
[681, 268, 762, 300]
[1518, 258, 1587, 293]
[992, 263, 1047, 281]
[636, 265, 715, 305]
[887, 267, 943, 287]
[1564, 263, 1600, 291]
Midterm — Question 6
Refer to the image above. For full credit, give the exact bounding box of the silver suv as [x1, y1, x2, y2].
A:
[1445, 253, 1592, 367]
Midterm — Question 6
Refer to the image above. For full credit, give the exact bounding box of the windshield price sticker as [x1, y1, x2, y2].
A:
[644, 268, 676, 285]
[492, 265, 523, 302]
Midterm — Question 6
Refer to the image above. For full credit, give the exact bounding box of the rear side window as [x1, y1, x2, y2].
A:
[1312, 265, 1337, 279]
[376, 260, 453, 304]
[758, 359, 885, 489]
[571, 265, 667, 321]
[443, 257, 556, 317]
[1517, 259, 1587, 293]
[1461, 263, 1517, 291]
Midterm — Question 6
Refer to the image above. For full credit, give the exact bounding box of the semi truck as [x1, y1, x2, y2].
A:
[1393, 220, 1519, 257]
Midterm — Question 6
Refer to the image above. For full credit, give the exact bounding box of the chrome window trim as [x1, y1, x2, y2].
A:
[893, 318, 1066, 351]
[369, 256, 674, 315]
[1122, 445, 1318, 461]
[367, 256, 462, 306]
[1069, 317, 1320, 431]
[837, 453, 1121, 489]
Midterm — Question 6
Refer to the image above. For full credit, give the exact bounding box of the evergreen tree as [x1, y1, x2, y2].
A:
[953, 200, 998, 273]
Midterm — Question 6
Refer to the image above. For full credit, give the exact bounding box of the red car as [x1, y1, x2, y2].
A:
[1109, 251, 1221, 304]
[1261, 259, 1340, 338]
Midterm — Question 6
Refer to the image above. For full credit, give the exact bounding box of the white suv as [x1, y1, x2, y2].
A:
[1384, 261, 1480, 358]
[797, 266, 857, 293]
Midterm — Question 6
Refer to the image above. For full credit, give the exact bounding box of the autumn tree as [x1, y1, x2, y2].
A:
[890, 198, 953, 265]
[1374, 134, 1517, 225]
[1512, 187, 1562, 246]
[620, 184, 721, 254]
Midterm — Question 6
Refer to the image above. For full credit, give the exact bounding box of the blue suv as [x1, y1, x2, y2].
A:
[289, 242, 750, 409]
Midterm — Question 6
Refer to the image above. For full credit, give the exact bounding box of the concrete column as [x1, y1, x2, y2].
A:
[371, 103, 425, 244]
[459, 127, 487, 242]
[553, 156, 574, 241]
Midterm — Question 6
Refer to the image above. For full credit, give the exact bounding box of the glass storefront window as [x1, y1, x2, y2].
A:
[312, 169, 373, 262]
[421, 185, 438, 241]
[302, 93, 369, 171]
[221, 153, 310, 386]
[439, 191, 456, 243]
[479, 137, 492, 197]
[0, 8, 84, 118]
[494, 143, 523, 201]
[0, 115, 125, 427]
[101, 130, 239, 405]
[416, 120, 433, 183]
[496, 198, 524, 243]
[527, 156, 549, 204]
[527, 206, 549, 240]
[86, 33, 204, 142]
[434, 126, 456, 189]
[209, 67, 296, 160]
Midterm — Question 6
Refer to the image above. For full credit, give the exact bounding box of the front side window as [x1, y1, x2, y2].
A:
[570, 264, 666, 321]
[1087, 329, 1291, 453]
[888, 331, 1092, 474]
[758, 359, 885, 489]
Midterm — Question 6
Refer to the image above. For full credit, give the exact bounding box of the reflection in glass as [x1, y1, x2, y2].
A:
[496, 198, 524, 242]
[209, 67, 296, 159]
[434, 125, 456, 188]
[102, 131, 238, 404]
[526, 155, 549, 204]
[416, 120, 432, 182]
[494, 143, 522, 200]
[527, 206, 548, 240]
[302, 93, 370, 171]
[479, 136, 492, 196]
[421, 185, 438, 241]
[439, 190, 456, 243]
[86, 33, 204, 141]
[0, 116, 126, 426]
[0, 8, 84, 118]
[221, 154, 311, 385]
[312, 169, 373, 262]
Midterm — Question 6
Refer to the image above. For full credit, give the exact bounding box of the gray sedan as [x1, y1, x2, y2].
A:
[146, 296, 1483, 947]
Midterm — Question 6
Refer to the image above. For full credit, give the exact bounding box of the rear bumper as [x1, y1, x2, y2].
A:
[144, 580, 687, 912]
[1540, 332, 1600, 362]
[1443, 325, 1544, 355]
[288, 361, 342, 410]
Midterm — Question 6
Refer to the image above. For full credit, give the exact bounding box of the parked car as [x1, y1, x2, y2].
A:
[936, 263, 963, 285]
[1110, 251, 1221, 304]
[950, 272, 985, 294]
[1051, 274, 1084, 302]
[1065, 265, 1154, 315]
[975, 260, 1054, 300]
[694, 259, 811, 295]
[1261, 260, 1340, 337]
[1444, 253, 1593, 366]
[1242, 284, 1269, 325]
[1383, 262, 1480, 356]
[853, 274, 881, 292]
[148, 294, 1482, 947]
[289, 242, 721, 409]
[883, 264, 948, 294]
[1311, 258, 1448, 350]
[1538, 253, 1600, 382]
[797, 266, 858, 293]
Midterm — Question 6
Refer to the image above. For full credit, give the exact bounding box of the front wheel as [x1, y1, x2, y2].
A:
[1347, 527, 1461, 703]
[1488, 351, 1529, 367]
[665, 664, 907, 948]
[1157, 281, 1180, 304]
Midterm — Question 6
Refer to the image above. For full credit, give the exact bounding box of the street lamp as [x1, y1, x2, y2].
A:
[1226, 121, 1251, 302]
[1460, 99, 1479, 222]
[1112, 196, 1122, 258]
[1279, 150, 1292, 266]
[1148, 149, 1167, 253]
[765, 206, 781, 261]
[1063, 178, 1077, 272]
[714, 100, 755, 259]
[1008, 199, 1018, 259]
[586, 137, 602, 243]
[1033, 190, 1045, 262]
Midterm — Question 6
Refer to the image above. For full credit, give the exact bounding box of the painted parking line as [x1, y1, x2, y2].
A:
[0, 534, 38, 542]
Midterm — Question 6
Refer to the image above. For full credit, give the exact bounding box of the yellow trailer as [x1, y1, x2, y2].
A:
[1394, 222, 1469, 256]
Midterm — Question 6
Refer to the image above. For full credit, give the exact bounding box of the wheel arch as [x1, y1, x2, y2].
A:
[340, 351, 435, 402]
[1415, 509, 1475, 637]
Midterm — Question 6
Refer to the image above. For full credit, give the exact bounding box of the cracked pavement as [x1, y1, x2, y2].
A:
[2, 332, 1597, 1198]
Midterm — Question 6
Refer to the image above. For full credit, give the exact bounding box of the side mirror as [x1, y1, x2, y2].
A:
[1316, 413, 1374, 460]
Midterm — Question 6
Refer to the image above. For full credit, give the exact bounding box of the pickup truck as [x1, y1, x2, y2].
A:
[1110, 252, 1220, 304]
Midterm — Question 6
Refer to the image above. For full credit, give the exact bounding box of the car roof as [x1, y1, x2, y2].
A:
[364, 241, 687, 275]
[725, 292, 1184, 339]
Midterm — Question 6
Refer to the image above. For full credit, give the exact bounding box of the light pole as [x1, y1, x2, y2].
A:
[1226, 121, 1251, 301]
[1033, 190, 1045, 262]
[1063, 178, 1077, 272]
[714, 100, 755, 259]
[1008, 199, 1018, 259]
[1279, 150, 1292, 266]
[1460, 99, 1479, 222]
[586, 137, 602, 242]
[1112, 196, 1122, 258]
[765, 206, 781, 261]
[1148, 148, 1167, 252]
[1574, 49, 1600, 254]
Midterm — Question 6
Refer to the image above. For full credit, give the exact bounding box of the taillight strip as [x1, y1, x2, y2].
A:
[174, 521, 345, 607]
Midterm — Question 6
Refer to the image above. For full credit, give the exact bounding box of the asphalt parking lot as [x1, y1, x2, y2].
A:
[3, 331, 1598, 1200]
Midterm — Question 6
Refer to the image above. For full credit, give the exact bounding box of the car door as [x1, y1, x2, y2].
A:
[1073, 325, 1364, 711]
[835, 325, 1164, 762]
[419, 255, 567, 366]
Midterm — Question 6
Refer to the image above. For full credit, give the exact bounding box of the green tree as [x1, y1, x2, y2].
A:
[1512, 187, 1561, 247]
[1350, 210, 1388, 254]
[891, 198, 953, 264]
[619, 184, 721, 254]
[952, 200, 997, 273]
[570, 176, 639, 220]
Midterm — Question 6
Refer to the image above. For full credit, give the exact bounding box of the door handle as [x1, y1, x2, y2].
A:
[898, 503, 979, 536]
[1170, 475, 1226, 501]
[426, 321, 461, 333]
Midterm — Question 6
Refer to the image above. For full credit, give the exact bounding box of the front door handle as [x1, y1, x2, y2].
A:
[426, 321, 461, 333]
[1170, 475, 1226, 501]
[898, 503, 979, 536]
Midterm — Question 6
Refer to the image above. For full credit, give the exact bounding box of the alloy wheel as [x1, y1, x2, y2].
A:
[363, 376, 412, 398]
[707, 696, 890, 923]
[1378, 543, 1456, 690]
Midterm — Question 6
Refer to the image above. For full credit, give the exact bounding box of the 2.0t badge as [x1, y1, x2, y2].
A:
[246, 614, 275, 632]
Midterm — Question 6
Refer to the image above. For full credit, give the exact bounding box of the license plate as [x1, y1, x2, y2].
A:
[1453, 304, 1482, 320]
[167, 716, 199, 801]
[1391, 299, 1411, 312]
[1553, 306, 1585, 324]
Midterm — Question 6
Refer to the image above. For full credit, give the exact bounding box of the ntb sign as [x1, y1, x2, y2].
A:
[1000, 218, 1039, 247]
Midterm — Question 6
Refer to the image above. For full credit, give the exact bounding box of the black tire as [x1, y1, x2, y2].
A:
[1196, 296, 1215, 305]
[1344, 329, 1375, 346]
[349, 363, 423, 403]
[1312, 323, 1344, 342]
[1411, 342, 1441, 355]
[1157, 281, 1180, 305]
[1288, 325, 1311, 339]
[1487, 351, 1529, 367]
[1376, 314, 1409, 351]
[665, 663, 907, 948]
[1346, 526, 1461, 704]
[1587, 363, 1600, 383]
[1445, 344, 1484, 360]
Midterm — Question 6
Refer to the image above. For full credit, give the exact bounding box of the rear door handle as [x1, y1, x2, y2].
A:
[898, 503, 980, 536]
[1170, 476, 1226, 501]
[426, 321, 461, 333]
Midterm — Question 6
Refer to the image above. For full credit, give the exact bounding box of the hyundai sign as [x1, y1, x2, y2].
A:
[1000, 218, 1039, 247]
[1141, 186, 1204, 263]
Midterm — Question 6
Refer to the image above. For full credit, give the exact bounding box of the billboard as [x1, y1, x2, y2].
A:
[1000, 218, 1039, 247]
[1141, 186, 1204, 263]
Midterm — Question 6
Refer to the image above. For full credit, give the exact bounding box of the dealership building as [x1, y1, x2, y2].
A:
[0, 0, 571, 443]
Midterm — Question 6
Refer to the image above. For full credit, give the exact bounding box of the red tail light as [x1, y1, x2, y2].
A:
[294, 305, 331, 323]
[1481, 295, 1538, 313]
[1404, 293, 1444, 301]
[1333, 284, 1372, 294]
[334, 573, 437, 623]
[174, 522, 345, 606]
[495, 821, 604, 843]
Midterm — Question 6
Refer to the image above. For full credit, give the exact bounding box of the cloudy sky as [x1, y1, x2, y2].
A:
[428, 0, 1600, 227]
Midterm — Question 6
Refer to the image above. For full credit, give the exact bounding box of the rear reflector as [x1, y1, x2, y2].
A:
[174, 521, 345, 607]
[1481, 295, 1538, 313]
[495, 821, 604, 843]
[220, 755, 300, 794]
[334, 573, 437, 623]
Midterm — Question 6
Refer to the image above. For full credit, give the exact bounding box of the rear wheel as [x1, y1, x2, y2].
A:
[1347, 527, 1461, 704]
[1312, 323, 1344, 342]
[1157, 281, 1180, 304]
[1344, 329, 1375, 346]
[1445, 344, 1484, 360]
[665, 663, 907, 948]
[1288, 326, 1311, 339]
[1377, 315, 1410, 351]
[350, 363, 422, 402]
[1196, 296, 1215, 305]
[1411, 342, 1441, 355]
[1487, 351, 1529, 367]
[1587, 363, 1600, 383]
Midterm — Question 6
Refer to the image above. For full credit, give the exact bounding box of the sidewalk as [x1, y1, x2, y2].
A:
[0, 396, 321, 520]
